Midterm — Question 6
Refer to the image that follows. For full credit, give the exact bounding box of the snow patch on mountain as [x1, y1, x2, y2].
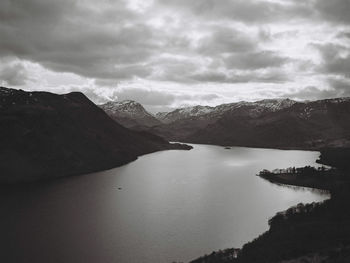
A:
[156, 98, 298, 123]
[99, 100, 161, 128]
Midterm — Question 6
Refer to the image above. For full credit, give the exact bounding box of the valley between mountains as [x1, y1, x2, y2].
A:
[2, 85, 349, 183]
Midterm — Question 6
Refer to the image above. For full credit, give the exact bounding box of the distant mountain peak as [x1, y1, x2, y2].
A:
[103, 99, 142, 107]
[155, 98, 298, 124]
[251, 98, 297, 111]
[101, 100, 148, 116]
[99, 99, 161, 128]
[155, 105, 215, 124]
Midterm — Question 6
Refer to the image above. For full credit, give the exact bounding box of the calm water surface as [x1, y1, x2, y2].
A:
[0, 144, 329, 263]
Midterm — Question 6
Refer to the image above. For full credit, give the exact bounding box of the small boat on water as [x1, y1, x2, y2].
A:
[224, 146, 231, 149]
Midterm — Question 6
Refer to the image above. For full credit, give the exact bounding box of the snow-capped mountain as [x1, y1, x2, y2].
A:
[155, 98, 297, 124]
[99, 96, 350, 149]
[156, 105, 215, 124]
[150, 97, 350, 149]
[99, 100, 161, 129]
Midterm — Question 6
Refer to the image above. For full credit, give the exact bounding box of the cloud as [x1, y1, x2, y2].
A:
[282, 77, 350, 101]
[0, 0, 305, 86]
[189, 68, 289, 84]
[100, 86, 221, 106]
[315, 0, 350, 24]
[0, 60, 28, 86]
[158, 0, 313, 24]
[327, 78, 350, 97]
[196, 26, 257, 55]
[0, 0, 156, 80]
[55, 84, 222, 113]
[111, 87, 176, 106]
[224, 51, 290, 70]
[284, 86, 339, 101]
[1, 0, 350, 107]
[313, 43, 350, 78]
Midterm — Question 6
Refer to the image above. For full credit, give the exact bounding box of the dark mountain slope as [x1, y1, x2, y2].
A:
[0, 87, 190, 183]
[184, 98, 350, 149]
[150, 99, 297, 141]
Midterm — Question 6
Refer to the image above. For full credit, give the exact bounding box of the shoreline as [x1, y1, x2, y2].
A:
[192, 156, 350, 263]
[257, 172, 331, 191]
[179, 139, 332, 151]
[0, 142, 192, 185]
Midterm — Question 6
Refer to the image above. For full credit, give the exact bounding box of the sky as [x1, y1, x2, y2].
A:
[0, 0, 350, 112]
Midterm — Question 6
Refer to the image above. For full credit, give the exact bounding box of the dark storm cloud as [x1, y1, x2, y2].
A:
[327, 78, 350, 97]
[190, 69, 289, 84]
[326, 56, 350, 78]
[224, 51, 290, 70]
[0, 0, 310, 85]
[315, 0, 350, 24]
[0, 0, 156, 80]
[159, 0, 350, 25]
[1, 0, 350, 105]
[149, 24, 291, 84]
[313, 43, 350, 78]
[158, 0, 312, 24]
[336, 31, 350, 40]
[197, 27, 256, 55]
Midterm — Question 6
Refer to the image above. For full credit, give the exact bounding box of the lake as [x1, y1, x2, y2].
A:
[0, 144, 329, 263]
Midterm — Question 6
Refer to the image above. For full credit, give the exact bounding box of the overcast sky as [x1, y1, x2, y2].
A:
[1, 0, 350, 112]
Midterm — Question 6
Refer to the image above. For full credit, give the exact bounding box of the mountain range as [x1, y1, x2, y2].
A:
[0, 87, 190, 183]
[4, 86, 348, 182]
[100, 98, 350, 150]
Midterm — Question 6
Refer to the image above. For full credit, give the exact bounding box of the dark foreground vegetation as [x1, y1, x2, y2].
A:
[0, 87, 191, 183]
[191, 148, 350, 263]
[258, 165, 342, 191]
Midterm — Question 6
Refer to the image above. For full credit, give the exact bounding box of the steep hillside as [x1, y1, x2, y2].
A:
[150, 98, 350, 150]
[150, 99, 298, 142]
[155, 99, 296, 124]
[156, 105, 215, 124]
[0, 87, 191, 183]
[186, 98, 350, 149]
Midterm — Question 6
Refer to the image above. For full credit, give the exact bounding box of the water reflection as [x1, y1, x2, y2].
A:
[258, 177, 330, 195]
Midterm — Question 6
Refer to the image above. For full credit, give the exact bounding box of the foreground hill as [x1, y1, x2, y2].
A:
[150, 98, 350, 150]
[0, 87, 191, 183]
[99, 100, 161, 129]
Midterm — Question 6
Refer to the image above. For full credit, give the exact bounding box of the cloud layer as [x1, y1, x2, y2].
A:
[0, 0, 349, 110]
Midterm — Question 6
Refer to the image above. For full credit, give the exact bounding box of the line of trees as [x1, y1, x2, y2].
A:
[259, 165, 331, 177]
